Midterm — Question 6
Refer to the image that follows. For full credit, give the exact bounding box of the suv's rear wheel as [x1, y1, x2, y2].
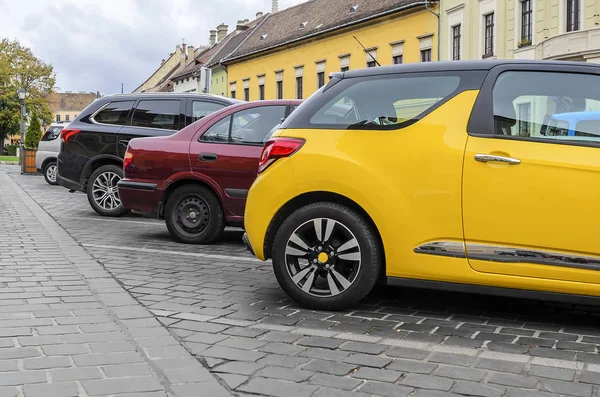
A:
[43, 161, 58, 185]
[87, 164, 130, 217]
[272, 202, 382, 310]
[165, 184, 225, 244]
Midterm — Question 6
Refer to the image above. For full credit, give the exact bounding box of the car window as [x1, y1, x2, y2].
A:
[93, 101, 134, 125]
[192, 101, 226, 122]
[201, 115, 231, 143]
[131, 100, 180, 130]
[230, 106, 287, 145]
[308, 75, 460, 130]
[41, 126, 63, 141]
[492, 71, 600, 145]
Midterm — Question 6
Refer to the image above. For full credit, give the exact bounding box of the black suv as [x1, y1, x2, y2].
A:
[57, 93, 239, 217]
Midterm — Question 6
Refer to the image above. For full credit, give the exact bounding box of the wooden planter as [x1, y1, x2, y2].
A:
[21, 148, 37, 174]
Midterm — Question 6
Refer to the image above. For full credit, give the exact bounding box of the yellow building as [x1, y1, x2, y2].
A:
[46, 92, 98, 124]
[440, 0, 600, 62]
[222, 0, 440, 101]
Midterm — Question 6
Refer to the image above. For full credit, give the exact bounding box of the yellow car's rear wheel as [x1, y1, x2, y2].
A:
[272, 202, 382, 310]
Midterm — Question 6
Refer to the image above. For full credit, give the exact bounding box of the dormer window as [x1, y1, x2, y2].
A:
[315, 24, 323, 29]
[260, 34, 268, 40]
[300, 21, 308, 29]
[350, 5, 359, 13]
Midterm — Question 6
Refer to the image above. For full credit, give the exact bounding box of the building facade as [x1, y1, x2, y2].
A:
[222, 0, 439, 101]
[440, 0, 600, 62]
[134, 44, 196, 93]
[46, 92, 98, 124]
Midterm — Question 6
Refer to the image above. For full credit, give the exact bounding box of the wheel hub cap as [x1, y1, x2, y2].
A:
[317, 252, 329, 263]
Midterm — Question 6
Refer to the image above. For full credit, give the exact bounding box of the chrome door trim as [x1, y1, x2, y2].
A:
[414, 241, 466, 258]
[466, 243, 600, 271]
[475, 154, 521, 165]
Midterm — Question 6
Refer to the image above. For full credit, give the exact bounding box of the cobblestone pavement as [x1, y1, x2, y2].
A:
[4, 164, 600, 397]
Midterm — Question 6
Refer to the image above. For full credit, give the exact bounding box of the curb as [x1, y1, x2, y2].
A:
[0, 161, 19, 165]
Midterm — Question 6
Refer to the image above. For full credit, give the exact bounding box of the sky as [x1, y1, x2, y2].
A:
[0, 0, 305, 95]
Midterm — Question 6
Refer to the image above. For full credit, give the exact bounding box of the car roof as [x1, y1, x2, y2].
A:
[334, 60, 600, 79]
[97, 92, 240, 103]
[551, 111, 600, 121]
[222, 99, 302, 111]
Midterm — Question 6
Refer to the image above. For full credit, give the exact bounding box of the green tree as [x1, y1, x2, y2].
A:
[24, 113, 42, 149]
[0, 39, 55, 142]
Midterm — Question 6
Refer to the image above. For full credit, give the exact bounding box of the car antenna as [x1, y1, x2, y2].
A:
[353, 35, 381, 67]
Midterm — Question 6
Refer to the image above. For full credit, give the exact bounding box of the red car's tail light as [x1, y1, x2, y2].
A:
[258, 138, 305, 174]
[60, 128, 80, 142]
[123, 150, 134, 172]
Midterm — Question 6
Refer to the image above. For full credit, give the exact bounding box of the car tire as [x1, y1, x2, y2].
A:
[165, 184, 225, 244]
[272, 202, 382, 311]
[43, 161, 59, 185]
[86, 164, 130, 217]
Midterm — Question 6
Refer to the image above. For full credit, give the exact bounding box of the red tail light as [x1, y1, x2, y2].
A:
[258, 138, 305, 173]
[123, 150, 134, 173]
[60, 128, 80, 142]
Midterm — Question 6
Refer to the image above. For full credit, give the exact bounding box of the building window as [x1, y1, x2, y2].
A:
[484, 13, 495, 57]
[296, 77, 303, 99]
[230, 82, 236, 99]
[317, 72, 325, 88]
[366, 60, 377, 68]
[259, 84, 265, 100]
[244, 88, 250, 101]
[365, 48, 377, 68]
[65, 115, 70, 122]
[276, 81, 283, 99]
[452, 25, 461, 60]
[520, 0, 532, 45]
[56, 115, 61, 122]
[566, 0, 580, 32]
[421, 49, 432, 62]
[341, 66, 349, 72]
[393, 55, 403, 64]
[517, 103, 531, 137]
[339, 55, 350, 72]
[391, 41, 404, 64]
[230, 90, 236, 98]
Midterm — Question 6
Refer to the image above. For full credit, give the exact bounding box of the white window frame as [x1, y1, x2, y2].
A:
[559, 0, 584, 33]
[479, 0, 497, 59]
[339, 54, 350, 71]
[446, 5, 464, 61]
[514, 0, 535, 49]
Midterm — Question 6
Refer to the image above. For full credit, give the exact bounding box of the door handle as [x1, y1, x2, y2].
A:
[475, 154, 521, 165]
[199, 153, 218, 162]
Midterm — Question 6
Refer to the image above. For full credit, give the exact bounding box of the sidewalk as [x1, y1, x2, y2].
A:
[0, 171, 230, 397]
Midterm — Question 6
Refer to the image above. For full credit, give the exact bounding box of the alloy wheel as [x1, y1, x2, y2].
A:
[285, 218, 361, 297]
[46, 164, 57, 183]
[91, 171, 122, 211]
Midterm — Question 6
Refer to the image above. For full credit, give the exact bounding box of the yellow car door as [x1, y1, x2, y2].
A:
[462, 64, 600, 296]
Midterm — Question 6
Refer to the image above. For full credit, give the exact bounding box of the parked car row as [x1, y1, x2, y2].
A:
[45, 60, 600, 311]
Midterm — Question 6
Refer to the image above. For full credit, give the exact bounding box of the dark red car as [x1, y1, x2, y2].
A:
[118, 100, 302, 244]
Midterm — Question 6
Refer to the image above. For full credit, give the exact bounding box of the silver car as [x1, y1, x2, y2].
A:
[36, 122, 68, 185]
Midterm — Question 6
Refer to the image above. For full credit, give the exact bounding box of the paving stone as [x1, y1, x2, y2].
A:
[41, 344, 88, 356]
[259, 342, 306, 356]
[386, 358, 437, 374]
[170, 382, 230, 397]
[0, 387, 17, 397]
[23, 356, 71, 370]
[201, 346, 266, 362]
[0, 347, 40, 360]
[0, 371, 46, 386]
[539, 379, 593, 397]
[299, 348, 349, 361]
[352, 367, 402, 383]
[170, 320, 229, 333]
[214, 361, 265, 376]
[453, 381, 505, 397]
[475, 359, 526, 374]
[255, 366, 314, 382]
[580, 371, 600, 385]
[89, 341, 137, 353]
[530, 347, 576, 360]
[102, 364, 154, 377]
[429, 352, 476, 367]
[538, 332, 578, 341]
[51, 367, 103, 382]
[386, 346, 431, 360]
[0, 360, 18, 372]
[487, 342, 530, 354]
[217, 336, 269, 350]
[358, 381, 414, 397]
[577, 353, 600, 364]
[303, 359, 357, 376]
[309, 373, 363, 391]
[82, 377, 164, 396]
[297, 336, 344, 349]
[528, 365, 575, 381]
[74, 352, 144, 366]
[488, 373, 538, 389]
[555, 341, 596, 352]
[341, 341, 387, 355]
[238, 377, 319, 397]
[505, 388, 556, 397]
[163, 367, 214, 383]
[258, 354, 311, 368]
[435, 366, 486, 381]
[23, 382, 79, 397]
[343, 353, 392, 368]
[217, 373, 248, 389]
[400, 374, 454, 391]
[411, 390, 462, 397]
[313, 388, 370, 397]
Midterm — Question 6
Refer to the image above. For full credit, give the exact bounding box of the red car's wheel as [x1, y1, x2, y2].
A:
[165, 184, 225, 244]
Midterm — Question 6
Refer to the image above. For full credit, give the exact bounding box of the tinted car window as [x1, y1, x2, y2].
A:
[93, 101, 134, 125]
[193, 101, 226, 122]
[41, 126, 63, 141]
[231, 106, 287, 144]
[492, 71, 600, 144]
[307, 75, 460, 130]
[131, 100, 180, 130]
[201, 116, 231, 143]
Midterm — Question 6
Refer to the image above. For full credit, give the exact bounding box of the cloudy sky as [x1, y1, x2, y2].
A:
[0, 0, 304, 95]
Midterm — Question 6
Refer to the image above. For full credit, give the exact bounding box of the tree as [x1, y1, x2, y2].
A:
[0, 39, 55, 143]
[24, 113, 42, 149]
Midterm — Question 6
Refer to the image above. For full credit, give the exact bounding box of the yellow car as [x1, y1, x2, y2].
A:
[242, 60, 600, 310]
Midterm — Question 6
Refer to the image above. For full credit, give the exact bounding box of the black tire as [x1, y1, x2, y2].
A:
[43, 161, 58, 185]
[86, 164, 130, 217]
[164, 184, 225, 244]
[272, 202, 382, 311]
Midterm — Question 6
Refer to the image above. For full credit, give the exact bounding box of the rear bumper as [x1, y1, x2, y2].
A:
[57, 173, 83, 192]
[118, 179, 163, 214]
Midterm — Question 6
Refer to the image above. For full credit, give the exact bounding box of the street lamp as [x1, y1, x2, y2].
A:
[17, 88, 26, 170]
